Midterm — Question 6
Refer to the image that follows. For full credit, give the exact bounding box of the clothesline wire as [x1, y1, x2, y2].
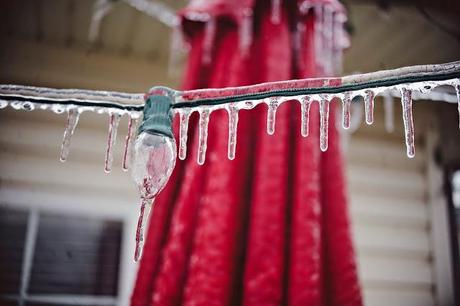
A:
[0, 61, 459, 112]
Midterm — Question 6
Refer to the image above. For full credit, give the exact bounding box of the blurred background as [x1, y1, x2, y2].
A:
[0, 0, 459, 306]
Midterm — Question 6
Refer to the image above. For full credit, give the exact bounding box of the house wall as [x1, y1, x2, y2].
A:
[0, 98, 444, 306]
[345, 102, 435, 306]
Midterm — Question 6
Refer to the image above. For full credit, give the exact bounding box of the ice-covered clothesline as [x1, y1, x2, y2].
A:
[0, 61, 459, 171]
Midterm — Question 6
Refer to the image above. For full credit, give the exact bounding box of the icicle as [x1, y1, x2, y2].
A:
[122, 115, 136, 171]
[226, 104, 239, 160]
[400, 88, 415, 158]
[456, 84, 460, 129]
[134, 192, 154, 262]
[239, 9, 253, 57]
[364, 90, 375, 125]
[60, 108, 81, 162]
[383, 94, 394, 133]
[300, 96, 312, 137]
[202, 17, 217, 65]
[104, 113, 121, 173]
[342, 92, 351, 129]
[266, 97, 279, 135]
[197, 109, 210, 165]
[178, 109, 191, 160]
[319, 99, 330, 152]
[271, 0, 282, 24]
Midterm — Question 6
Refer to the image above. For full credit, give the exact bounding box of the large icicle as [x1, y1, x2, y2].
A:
[342, 92, 351, 129]
[300, 96, 312, 137]
[122, 115, 136, 171]
[383, 94, 394, 133]
[266, 97, 279, 135]
[179, 109, 191, 160]
[134, 192, 154, 262]
[227, 104, 239, 160]
[60, 108, 81, 162]
[319, 98, 330, 152]
[104, 113, 121, 173]
[197, 109, 210, 165]
[364, 90, 375, 125]
[400, 88, 415, 158]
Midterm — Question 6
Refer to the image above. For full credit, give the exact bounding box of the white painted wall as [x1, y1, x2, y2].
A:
[0, 100, 448, 306]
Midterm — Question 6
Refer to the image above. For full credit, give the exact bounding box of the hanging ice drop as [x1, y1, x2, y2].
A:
[342, 92, 351, 129]
[178, 109, 191, 160]
[364, 90, 375, 125]
[60, 108, 80, 162]
[197, 109, 210, 165]
[300, 96, 312, 137]
[267, 97, 279, 135]
[131, 92, 177, 262]
[400, 88, 415, 158]
[104, 112, 121, 173]
[319, 98, 330, 152]
[227, 104, 239, 160]
[122, 115, 136, 171]
[134, 195, 153, 262]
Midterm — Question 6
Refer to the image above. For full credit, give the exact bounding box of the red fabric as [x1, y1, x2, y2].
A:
[131, 1, 362, 306]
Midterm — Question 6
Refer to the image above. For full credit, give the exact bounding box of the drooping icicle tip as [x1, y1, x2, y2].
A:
[319, 99, 330, 152]
[364, 90, 375, 125]
[266, 97, 279, 135]
[300, 96, 312, 137]
[104, 112, 121, 173]
[227, 104, 239, 160]
[197, 109, 210, 165]
[60, 108, 81, 162]
[179, 109, 191, 160]
[134, 196, 153, 262]
[342, 92, 351, 129]
[400, 88, 415, 158]
[122, 115, 136, 171]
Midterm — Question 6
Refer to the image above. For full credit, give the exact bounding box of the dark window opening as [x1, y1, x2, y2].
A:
[0, 207, 123, 306]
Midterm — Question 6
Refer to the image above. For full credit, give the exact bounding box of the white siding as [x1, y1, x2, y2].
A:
[0, 109, 140, 306]
[345, 110, 435, 306]
[0, 102, 440, 306]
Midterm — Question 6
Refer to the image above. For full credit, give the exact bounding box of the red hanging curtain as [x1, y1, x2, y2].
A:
[131, 1, 362, 305]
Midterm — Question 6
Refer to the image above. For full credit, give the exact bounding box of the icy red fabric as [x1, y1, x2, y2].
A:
[131, 1, 362, 306]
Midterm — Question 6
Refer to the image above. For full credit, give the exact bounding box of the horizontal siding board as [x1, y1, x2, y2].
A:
[350, 195, 428, 229]
[358, 256, 433, 285]
[363, 288, 434, 306]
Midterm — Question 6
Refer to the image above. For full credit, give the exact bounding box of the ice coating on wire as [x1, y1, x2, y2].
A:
[1, 62, 459, 168]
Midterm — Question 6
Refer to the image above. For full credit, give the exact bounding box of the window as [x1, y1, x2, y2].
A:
[0, 207, 123, 306]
